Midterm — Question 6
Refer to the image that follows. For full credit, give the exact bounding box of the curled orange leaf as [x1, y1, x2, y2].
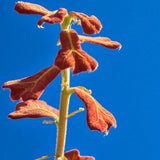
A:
[69, 11, 102, 35]
[73, 88, 116, 135]
[2, 65, 60, 101]
[54, 29, 98, 74]
[8, 100, 59, 120]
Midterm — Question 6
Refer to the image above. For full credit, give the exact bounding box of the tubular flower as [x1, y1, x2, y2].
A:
[69, 11, 102, 35]
[73, 87, 117, 135]
[2, 65, 60, 101]
[14, 1, 67, 27]
[54, 29, 98, 74]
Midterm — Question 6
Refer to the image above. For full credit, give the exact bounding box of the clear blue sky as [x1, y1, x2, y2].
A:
[1, 0, 160, 160]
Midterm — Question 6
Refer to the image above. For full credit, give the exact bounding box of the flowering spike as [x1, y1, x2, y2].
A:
[54, 29, 98, 74]
[64, 149, 95, 160]
[8, 100, 59, 120]
[69, 11, 102, 35]
[2, 65, 60, 101]
[73, 87, 117, 135]
[79, 35, 122, 49]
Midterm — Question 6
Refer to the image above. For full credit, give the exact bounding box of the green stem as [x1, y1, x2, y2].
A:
[55, 68, 71, 160]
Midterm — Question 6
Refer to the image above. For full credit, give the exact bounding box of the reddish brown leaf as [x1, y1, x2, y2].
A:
[73, 88, 117, 135]
[37, 8, 67, 27]
[14, 2, 67, 27]
[64, 149, 95, 160]
[8, 100, 59, 120]
[69, 11, 102, 35]
[2, 65, 60, 101]
[54, 29, 98, 74]
[79, 35, 122, 49]
[14, 1, 50, 16]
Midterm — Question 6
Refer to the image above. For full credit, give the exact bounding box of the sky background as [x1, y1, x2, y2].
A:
[1, 0, 160, 160]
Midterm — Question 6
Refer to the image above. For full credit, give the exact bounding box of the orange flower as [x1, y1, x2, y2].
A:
[14, 2, 67, 27]
[54, 29, 98, 74]
[73, 87, 116, 135]
[69, 11, 102, 35]
[2, 65, 60, 101]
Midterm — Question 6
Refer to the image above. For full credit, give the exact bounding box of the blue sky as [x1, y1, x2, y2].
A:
[1, 0, 160, 160]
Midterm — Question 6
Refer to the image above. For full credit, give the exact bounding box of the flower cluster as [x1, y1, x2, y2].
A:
[3, 2, 121, 160]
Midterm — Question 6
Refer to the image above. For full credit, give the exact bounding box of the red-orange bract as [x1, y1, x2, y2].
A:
[64, 149, 95, 160]
[79, 35, 122, 49]
[37, 8, 67, 27]
[69, 11, 102, 35]
[14, 2, 50, 15]
[14, 2, 67, 27]
[54, 29, 98, 74]
[73, 88, 117, 135]
[8, 100, 59, 120]
[2, 65, 60, 101]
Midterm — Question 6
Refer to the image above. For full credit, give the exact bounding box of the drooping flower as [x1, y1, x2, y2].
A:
[13, 2, 121, 75]
[8, 100, 59, 120]
[14, 1, 67, 27]
[69, 11, 102, 35]
[54, 29, 98, 74]
[79, 35, 122, 49]
[64, 149, 95, 160]
[73, 87, 116, 135]
[2, 65, 60, 101]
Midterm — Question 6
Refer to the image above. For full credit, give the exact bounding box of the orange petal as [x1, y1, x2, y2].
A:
[54, 29, 98, 74]
[2, 65, 60, 101]
[14, 2, 50, 16]
[64, 149, 95, 160]
[69, 11, 102, 35]
[14, 2, 67, 27]
[79, 35, 122, 49]
[73, 88, 116, 135]
[8, 100, 59, 120]
[37, 8, 67, 27]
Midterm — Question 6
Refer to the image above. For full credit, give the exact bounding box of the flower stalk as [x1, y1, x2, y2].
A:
[55, 68, 71, 160]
